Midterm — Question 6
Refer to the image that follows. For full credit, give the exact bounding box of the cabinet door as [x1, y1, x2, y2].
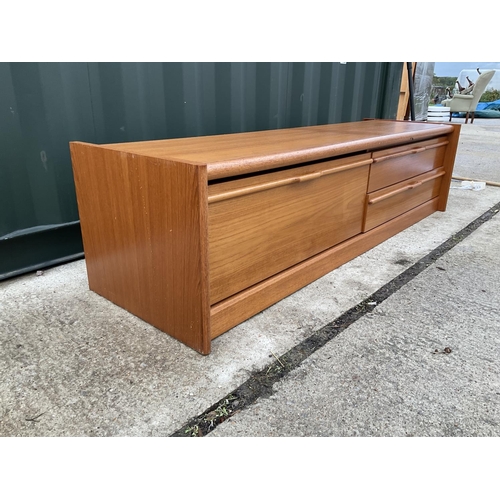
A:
[208, 155, 371, 304]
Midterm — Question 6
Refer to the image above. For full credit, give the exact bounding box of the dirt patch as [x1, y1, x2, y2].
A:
[171, 201, 500, 437]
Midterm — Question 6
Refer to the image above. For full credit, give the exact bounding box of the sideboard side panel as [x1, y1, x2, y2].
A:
[70, 143, 211, 354]
[437, 123, 461, 211]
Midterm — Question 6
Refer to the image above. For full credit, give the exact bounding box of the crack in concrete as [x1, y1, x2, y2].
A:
[171, 200, 500, 437]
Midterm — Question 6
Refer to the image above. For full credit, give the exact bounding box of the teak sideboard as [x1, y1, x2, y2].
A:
[70, 119, 461, 354]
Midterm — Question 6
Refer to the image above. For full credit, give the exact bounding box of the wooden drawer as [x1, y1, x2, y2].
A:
[208, 154, 372, 304]
[363, 168, 445, 232]
[368, 137, 448, 192]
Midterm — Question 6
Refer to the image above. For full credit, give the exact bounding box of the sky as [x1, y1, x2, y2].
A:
[434, 62, 500, 77]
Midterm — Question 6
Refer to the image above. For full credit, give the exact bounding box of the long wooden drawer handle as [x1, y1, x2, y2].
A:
[373, 141, 449, 163]
[298, 171, 322, 182]
[368, 170, 446, 205]
[208, 158, 373, 204]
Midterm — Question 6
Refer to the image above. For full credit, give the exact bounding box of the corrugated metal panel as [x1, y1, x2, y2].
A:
[0, 62, 403, 280]
[0, 63, 94, 237]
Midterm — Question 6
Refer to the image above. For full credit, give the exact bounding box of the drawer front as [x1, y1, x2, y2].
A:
[368, 137, 448, 192]
[208, 155, 371, 304]
[363, 168, 445, 232]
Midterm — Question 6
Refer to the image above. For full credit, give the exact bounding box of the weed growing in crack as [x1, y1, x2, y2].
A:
[185, 424, 200, 437]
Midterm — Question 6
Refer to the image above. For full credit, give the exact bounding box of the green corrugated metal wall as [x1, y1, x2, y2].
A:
[0, 62, 403, 280]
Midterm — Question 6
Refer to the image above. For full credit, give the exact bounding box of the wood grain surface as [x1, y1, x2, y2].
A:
[437, 123, 461, 211]
[368, 136, 448, 192]
[98, 120, 455, 180]
[70, 120, 461, 354]
[364, 168, 445, 232]
[210, 198, 440, 338]
[70, 143, 211, 354]
[208, 157, 370, 303]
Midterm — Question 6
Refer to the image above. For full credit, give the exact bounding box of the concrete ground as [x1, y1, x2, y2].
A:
[1, 118, 499, 438]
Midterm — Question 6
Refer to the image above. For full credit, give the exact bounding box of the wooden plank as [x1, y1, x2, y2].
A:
[452, 175, 500, 187]
[397, 63, 416, 120]
[210, 198, 440, 339]
[70, 143, 211, 354]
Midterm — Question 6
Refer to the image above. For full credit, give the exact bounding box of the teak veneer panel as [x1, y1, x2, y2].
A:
[208, 155, 371, 304]
[70, 120, 461, 354]
[368, 136, 448, 192]
[364, 168, 445, 232]
[210, 198, 440, 338]
[101, 120, 455, 180]
[70, 143, 210, 354]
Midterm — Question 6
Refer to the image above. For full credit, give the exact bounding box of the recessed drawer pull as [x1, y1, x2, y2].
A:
[373, 141, 449, 163]
[368, 170, 446, 205]
[208, 158, 373, 204]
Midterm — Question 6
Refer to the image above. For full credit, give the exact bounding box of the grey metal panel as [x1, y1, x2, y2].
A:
[0, 61, 403, 280]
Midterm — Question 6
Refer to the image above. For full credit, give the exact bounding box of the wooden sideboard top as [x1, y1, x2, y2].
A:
[73, 120, 456, 180]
